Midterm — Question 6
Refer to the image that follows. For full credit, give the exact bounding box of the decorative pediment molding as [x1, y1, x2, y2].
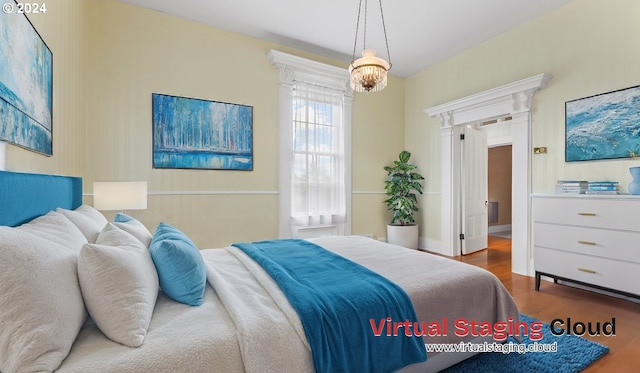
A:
[268, 50, 352, 94]
[424, 73, 552, 128]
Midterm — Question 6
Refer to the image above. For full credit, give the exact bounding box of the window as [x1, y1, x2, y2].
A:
[268, 50, 353, 238]
[291, 83, 345, 227]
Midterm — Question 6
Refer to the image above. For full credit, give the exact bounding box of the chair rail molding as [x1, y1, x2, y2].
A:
[424, 73, 552, 276]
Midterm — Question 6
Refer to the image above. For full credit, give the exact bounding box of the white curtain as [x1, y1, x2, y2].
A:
[290, 81, 346, 227]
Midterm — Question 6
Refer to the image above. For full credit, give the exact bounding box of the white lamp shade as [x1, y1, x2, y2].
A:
[93, 181, 148, 211]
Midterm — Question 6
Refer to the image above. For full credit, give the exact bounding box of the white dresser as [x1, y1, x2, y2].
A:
[532, 194, 640, 299]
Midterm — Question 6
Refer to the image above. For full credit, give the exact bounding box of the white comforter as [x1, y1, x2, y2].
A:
[202, 246, 314, 373]
[57, 236, 519, 373]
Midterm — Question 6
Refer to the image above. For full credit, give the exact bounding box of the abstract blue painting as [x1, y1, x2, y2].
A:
[0, 6, 53, 156]
[566, 85, 640, 162]
[152, 93, 253, 170]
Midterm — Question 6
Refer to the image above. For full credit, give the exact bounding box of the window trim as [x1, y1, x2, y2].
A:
[268, 50, 353, 238]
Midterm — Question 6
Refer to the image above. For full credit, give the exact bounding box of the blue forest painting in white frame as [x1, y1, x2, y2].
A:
[0, 5, 53, 156]
[565, 85, 640, 162]
[152, 93, 253, 170]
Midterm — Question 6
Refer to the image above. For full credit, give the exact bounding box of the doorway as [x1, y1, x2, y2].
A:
[424, 73, 552, 276]
[487, 145, 512, 240]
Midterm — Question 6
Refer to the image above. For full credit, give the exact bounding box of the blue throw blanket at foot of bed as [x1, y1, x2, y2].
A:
[233, 239, 427, 373]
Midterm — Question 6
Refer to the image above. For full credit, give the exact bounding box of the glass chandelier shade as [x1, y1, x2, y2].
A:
[349, 49, 390, 93]
[349, 0, 392, 93]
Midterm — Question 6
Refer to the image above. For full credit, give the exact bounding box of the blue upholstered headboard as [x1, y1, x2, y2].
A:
[0, 171, 83, 227]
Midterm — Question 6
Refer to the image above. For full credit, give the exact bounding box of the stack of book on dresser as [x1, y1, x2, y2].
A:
[586, 181, 620, 195]
[555, 180, 620, 194]
[555, 180, 588, 194]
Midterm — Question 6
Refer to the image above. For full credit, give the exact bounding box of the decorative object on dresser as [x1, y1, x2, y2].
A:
[628, 166, 640, 195]
[555, 180, 587, 194]
[383, 150, 424, 249]
[555, 180, 621, 195]
[586, 181, 619, 195]
[533, 194, 640, 300]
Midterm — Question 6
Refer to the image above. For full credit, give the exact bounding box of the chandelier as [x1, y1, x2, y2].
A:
[349, 0, 392, 93]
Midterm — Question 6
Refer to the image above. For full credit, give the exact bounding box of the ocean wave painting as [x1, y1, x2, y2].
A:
[565, 85, 640, 162]
[0, 7, 53, 155]
[152, 93, 253, 170]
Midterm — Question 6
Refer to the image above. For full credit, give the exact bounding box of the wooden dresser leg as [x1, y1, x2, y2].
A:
[535, 272, 541, 291]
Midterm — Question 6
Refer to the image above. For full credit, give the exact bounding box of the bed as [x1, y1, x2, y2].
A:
[0, 170, 520, 373]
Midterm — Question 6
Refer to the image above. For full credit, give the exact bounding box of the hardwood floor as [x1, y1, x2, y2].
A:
[450, 236, 640, 372]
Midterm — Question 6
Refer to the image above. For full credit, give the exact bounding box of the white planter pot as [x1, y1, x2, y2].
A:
[387, 224, 419, 249]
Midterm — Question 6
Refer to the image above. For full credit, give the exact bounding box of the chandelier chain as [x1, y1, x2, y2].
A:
[350, 0, 392, 66]
[363, 0, 368, 51]
[350, 0, 363, 64]
[378, 0, 392, 67]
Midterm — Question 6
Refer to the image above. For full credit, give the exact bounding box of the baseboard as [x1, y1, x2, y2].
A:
[488, 224, 511, 233]
[419, 237, 451, 256]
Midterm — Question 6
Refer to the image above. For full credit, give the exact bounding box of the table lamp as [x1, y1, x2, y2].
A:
[93, 181, 147, 212]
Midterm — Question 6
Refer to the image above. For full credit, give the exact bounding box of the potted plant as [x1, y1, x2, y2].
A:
[383, 150, 425, 249]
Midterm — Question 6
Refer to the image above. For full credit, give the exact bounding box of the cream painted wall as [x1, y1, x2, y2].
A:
[352, 76, 405, 239]
[405, 0, 640, 244]
[4, 0, 88, 176]
[84, 0, 405, 248]
[8, 0, 635, 251]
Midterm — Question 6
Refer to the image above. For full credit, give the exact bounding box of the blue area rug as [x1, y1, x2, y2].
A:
[441, 314, 609, 373]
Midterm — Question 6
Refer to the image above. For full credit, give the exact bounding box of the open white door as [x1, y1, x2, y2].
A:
[461, 126, 488, 255]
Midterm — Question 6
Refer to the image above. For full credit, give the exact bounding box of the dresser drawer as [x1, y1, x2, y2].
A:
[535, 247, 640, 295]
[534, 222, 640, 264]
[532, 196, 640, 232]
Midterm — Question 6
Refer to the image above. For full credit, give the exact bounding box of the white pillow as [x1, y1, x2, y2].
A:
[78, 223, 159, 347]
[15, 211, 88, 249]
[0, 212, 88, 373]
[57, 205, 108, 243]
[113, 213, 153, 247]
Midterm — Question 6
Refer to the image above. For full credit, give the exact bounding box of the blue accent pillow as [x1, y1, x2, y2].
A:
[114, 212, 134, 223]
[149, 223, 206, 306]
[113, 213, 153, 247]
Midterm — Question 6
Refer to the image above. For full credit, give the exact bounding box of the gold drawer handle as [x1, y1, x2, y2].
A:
[577, 240, 597, 246]
[578, 212, 596, 216]
[577, 267, 597, 274]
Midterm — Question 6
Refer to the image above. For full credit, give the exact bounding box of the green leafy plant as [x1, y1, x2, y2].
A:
[383, 151, 425, 225]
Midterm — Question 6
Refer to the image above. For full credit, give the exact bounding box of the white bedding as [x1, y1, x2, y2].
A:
[56, 236, 518, 373]
[203, 246, 314, 373]
[57, 287, 243, 373]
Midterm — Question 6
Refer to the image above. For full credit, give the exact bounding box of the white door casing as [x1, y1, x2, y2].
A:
[424, 73, 552, 275]
[461, 126, 488, 255]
